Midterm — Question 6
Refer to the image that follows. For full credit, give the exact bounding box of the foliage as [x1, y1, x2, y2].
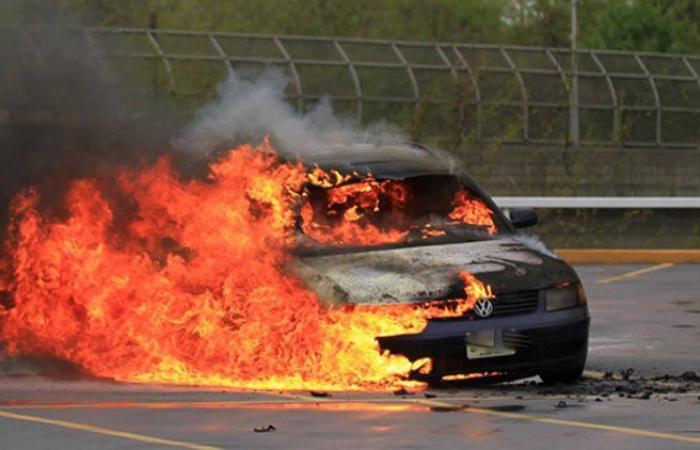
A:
[3, 0, 697, 149]
[6, 0, 699, 53]
[581, 0, 700, 53]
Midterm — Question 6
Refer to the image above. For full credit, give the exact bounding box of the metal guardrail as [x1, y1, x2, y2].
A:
[6, 27, 700, 148]
[494, 197, 700, 209]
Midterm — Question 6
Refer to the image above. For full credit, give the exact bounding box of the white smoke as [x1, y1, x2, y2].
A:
[175, 69, 407, 160]
[510, 233, 558, 259]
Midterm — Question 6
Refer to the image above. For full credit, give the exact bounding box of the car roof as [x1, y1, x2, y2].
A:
[305, 143, 453, 178]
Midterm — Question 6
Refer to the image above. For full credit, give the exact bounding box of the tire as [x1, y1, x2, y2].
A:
[539, 361, 585, 385]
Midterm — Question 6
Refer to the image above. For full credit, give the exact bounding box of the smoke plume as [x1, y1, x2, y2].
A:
[1, 0, 439, 225]
[176, 70, 407, 161]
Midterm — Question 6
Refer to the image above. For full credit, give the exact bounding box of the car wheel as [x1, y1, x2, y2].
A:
[539, 361, 585, 385]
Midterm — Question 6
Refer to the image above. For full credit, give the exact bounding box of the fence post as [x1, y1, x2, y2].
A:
[634, 55, 662, 147]
[569, 0, 580, 146]
[208, 34, 235, 75]
[333, 40, 363, 123]
[273, 36, 304, 111]
[590, 51, 619, 144]
[145, 30, 176, 94]
[500, 48, 529, 143]
[450, 45, 482, 142]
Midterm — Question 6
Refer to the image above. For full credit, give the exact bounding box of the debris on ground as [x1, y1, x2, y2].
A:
[679, 371, 699, 382]
[637, 391, 652, 400]
[423, 393, 437, 399]
[393, 387, 414, 396]
[310, 391, 331, 398]
[429, 404, 466, 412]
[254, 425, 277, 433]
[487, 405, 526, 412]
[463, 370, 700, 399]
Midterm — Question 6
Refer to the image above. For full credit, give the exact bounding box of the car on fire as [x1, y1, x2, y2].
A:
[291, 143, 590, 384]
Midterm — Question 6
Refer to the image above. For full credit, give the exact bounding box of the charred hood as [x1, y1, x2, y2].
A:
[288, 238, 577, 306]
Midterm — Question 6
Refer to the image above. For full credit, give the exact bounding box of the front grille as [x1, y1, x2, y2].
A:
[491, 290, 539, 317]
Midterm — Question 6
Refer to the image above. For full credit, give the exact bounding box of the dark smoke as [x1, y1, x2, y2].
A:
[0, 1, 183, 376]
[0, 1, 180, 226]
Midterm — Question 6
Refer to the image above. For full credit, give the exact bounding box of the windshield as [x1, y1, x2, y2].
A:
[296, 174, 505, 251]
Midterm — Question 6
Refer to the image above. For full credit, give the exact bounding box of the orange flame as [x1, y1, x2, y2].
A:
[449, 187, 497, 234]
[460, 271, 495, 305]
[0, 141, 496, 390]
[301, 175, 496, 247]
[300, 176, 410, 246]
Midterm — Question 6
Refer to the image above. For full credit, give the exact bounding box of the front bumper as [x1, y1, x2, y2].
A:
[377, 305, 590, 377]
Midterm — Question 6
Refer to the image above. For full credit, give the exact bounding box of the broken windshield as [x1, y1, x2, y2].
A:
[296, 174, 505, 252]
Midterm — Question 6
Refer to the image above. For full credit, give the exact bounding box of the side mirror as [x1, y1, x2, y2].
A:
[509, 208, 538, 228]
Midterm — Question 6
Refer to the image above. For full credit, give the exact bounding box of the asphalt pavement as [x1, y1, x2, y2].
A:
[0, 264, 699, 449]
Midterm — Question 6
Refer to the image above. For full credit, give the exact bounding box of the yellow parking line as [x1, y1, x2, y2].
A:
[557, 249, 700, 264]
[596, 263, 674, 284]
[6, 388, 700, 411]
[0, 394, 574, 410]
[0, 399, 304, 410]
[416, 399, 700, 445]
[4, 397, 700, 445]
[0, 410, 221, 450]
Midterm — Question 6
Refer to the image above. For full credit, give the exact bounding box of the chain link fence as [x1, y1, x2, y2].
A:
[6, 27, 700, 148]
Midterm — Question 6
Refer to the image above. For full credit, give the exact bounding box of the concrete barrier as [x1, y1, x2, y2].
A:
[555, 249, 700, 264]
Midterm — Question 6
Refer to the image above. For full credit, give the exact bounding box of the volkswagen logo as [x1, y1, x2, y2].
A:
[473, 299, 494, 318]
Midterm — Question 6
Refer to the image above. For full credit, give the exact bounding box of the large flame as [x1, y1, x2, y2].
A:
[0, 140, 496, 390]
[300, 175, 410, 246]
[300, 168, 496, 247]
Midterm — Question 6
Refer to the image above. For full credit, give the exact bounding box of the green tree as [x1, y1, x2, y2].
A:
[61, 0, 507, 43]
[31, 0, 700, 54]
[580, 0, 700, 53]
[503, 0, 571, 47]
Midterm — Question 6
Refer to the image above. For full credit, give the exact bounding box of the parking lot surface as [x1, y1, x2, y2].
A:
[1, 264, 699, 449]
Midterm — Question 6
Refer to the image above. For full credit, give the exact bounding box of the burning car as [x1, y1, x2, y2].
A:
[0, 139, 588, 390]
[292, 143, 590, 384]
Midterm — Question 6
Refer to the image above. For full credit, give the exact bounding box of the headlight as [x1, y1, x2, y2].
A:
[545, 284, 585, 311]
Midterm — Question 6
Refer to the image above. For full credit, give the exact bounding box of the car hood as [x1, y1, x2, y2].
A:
[288, 238, 578, 305]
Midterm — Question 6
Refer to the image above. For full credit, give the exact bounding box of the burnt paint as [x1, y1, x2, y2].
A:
[290, 237, 579, 306]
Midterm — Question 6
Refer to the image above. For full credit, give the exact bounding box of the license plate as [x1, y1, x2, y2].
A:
[465, 329, 516, 360]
